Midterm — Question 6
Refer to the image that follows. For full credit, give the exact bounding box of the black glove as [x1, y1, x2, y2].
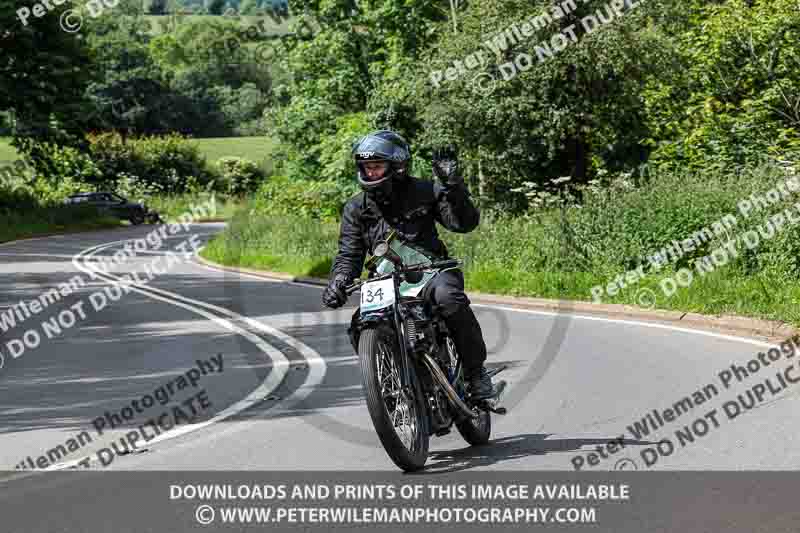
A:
[432, 145, 463, 186]
[322, 273, 351, 309]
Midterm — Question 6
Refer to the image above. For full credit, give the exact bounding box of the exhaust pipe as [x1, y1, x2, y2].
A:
[421, 353, 478, 420]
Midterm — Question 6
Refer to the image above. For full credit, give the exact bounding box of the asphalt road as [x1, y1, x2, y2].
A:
[1, 224, 799, 531]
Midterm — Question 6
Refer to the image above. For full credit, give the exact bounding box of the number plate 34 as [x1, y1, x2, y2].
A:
[359, 278, 396, 314]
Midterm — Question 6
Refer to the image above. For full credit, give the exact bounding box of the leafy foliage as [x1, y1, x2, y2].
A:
[216, 156, 265, 195]
[0, 0, 97, 151]
[87, 132, 214, 192]
[252, 175, 360, 220]
[643, 0, 800, 172]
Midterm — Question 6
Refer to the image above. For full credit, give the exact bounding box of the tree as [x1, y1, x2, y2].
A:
[147, 0, 169, 14]
[0, 0, 98, 152]
[643, 0, 800, 171]
[263, 0, 446, 180]
[398, 0, 676, 209]
[206, 0, 226, 15]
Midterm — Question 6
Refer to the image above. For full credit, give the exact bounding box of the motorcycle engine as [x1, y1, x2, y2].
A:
[403, 302, 434, 354]
[403, 302, 455, 434]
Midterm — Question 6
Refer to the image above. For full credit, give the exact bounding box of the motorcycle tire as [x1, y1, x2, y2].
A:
[456, 405, 491, 445]
[359, 324, 430, 472]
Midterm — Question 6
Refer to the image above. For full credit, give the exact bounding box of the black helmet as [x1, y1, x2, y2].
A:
[352, 130, 411, 202]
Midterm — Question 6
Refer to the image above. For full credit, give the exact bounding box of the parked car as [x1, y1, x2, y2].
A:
[63, 192, 162, 225]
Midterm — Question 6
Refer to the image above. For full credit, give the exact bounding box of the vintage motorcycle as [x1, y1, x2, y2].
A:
[344, 231, 507, 472]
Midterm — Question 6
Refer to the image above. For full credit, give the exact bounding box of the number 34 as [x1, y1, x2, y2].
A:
[363, 287, 384, 303]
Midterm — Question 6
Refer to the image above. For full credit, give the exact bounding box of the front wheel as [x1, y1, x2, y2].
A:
[359, 324, 429, 472]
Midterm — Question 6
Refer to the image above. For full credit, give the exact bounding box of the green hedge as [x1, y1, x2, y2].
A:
[15, 133, 216, 197]
[215, 156, 265, 196]
[87, 132, 214, 193]
[251, 175, 360, 221]
[202, 159, 800, 324]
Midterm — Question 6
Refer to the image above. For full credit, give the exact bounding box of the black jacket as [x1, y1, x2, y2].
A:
[330, 176, 480, 281]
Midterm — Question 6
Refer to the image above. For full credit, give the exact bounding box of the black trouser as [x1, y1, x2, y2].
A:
[348, 269, 487, 373]
[420, 269, 487, 373]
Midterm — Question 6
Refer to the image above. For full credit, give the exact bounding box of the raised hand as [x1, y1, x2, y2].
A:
[432, 145, 463, 185]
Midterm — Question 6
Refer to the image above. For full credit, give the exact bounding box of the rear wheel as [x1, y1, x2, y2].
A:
[359, 324, 429, 471]
[456, 405, 491, 445]
[129, 212, 145, 225]
[442, 336, 492, 446]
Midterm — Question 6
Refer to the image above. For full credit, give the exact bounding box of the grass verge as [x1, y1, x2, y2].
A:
[201, 171, 800, 328]
[0, 207, 121, 244]
[148, 193, 245, 221]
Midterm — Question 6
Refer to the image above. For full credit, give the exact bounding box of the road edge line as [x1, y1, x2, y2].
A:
[192, 255, 798, 343]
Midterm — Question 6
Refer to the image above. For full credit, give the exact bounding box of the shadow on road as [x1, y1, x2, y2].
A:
[415, 433, 655, 474]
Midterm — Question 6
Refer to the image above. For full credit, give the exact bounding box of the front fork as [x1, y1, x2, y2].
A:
[391, 275, 416, 399]
[347, 275, 414, 396]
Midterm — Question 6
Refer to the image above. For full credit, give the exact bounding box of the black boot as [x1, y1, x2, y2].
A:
[465, 366, 496, 400]
[444, 306, 494, 399]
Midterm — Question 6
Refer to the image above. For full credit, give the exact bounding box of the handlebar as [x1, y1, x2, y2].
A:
[343, 259, 462, 295]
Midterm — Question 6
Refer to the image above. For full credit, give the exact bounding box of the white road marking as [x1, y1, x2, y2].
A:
[471, 304, 778, 349]
[40, 237, 326, 470]
[5, 227, 780, 473]
[79, 238, 327, 406]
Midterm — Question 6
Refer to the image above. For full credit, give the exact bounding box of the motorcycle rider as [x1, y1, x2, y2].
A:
[321, 129, 496, 400]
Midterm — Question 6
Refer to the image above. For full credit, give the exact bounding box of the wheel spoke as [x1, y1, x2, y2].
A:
[374, 337, 418, 451]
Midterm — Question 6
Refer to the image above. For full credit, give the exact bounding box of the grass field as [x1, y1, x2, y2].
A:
[191, 136, 274, 167]
[141, 14, 290, 36]
[0, 137, 16, 164]
[0, 136, 274, 167]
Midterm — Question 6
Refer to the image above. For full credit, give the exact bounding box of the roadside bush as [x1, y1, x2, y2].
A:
[216, 156, 265, 196]
[252, 175, 360, 221]
[316, 112, 371, 181]
[0, 183, 38, 211]
[536, 160, 796, 277]
[25, 174, 88, 205]
[87, 132, 214, 193]
[114, 172, 167, 203]
[19, 142, 102, 186]
[643, 0, 800, 172]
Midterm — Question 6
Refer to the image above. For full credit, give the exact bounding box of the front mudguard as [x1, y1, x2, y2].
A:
[347, 307, 394, 354]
